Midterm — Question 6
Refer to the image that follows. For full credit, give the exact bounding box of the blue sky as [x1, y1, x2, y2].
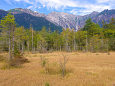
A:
[0, 0, 115, 15]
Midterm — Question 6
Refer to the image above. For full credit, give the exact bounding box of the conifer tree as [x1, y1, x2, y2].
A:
[0, 13, 16, 60]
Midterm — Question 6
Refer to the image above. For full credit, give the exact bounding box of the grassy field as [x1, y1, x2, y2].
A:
[0, 52, 115, 86]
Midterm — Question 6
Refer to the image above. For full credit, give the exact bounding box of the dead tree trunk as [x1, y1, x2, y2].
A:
[27, 41, 29, 52]
[22, 42, 24, 53]
[59, 54, 68, 77]
[107, 39, 110, 55]
[12, 25, 15, 59]
[9, 30, 12, 60]
[32, 28, 34, 53]
[73, 31, 76, 51]
[86, 32, 88, 52]
[8, 27, 12, 61]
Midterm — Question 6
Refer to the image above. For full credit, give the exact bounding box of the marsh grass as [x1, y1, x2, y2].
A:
[1, 62, 22, 70]
[0, 52, 115, 86]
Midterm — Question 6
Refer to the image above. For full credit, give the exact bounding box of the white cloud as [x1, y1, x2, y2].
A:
[97, 0, 110, 3]
[36, 0, 78, 10]
[43, 4, 45, 8]
[70, 4, 111, 15]
[15, 0, 33, 4]
[14, 0, 115, 15]
[27, 6, 33, 9]
[81, 4, 111, 15]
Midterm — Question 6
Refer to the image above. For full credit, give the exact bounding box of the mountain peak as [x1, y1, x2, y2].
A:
[91, 11, 99, 14]
[100, 9, 115, 15]
[8, 8, 45, 17]
[8, 8, 35, 14]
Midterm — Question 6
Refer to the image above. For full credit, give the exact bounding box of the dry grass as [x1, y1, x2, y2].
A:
[0, 52, 115, 86]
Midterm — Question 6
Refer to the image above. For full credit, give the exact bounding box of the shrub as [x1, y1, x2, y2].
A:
[9, 55, 29, 67]
[45, 82, 50, 86]
[1, 50, 29, 69]
[40, 56, 48, 67]
[8, 46, 29, 67]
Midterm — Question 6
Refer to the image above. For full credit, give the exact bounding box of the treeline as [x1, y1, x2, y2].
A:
[0, 13, 115, 59]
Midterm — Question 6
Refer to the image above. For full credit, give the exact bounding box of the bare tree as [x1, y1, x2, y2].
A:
[86, 31, 88, 52]
[59, 54, 69, 77]
[32, 27, 34, 53]
[12, 24, 15, 59]
[107, 39, 110, 55]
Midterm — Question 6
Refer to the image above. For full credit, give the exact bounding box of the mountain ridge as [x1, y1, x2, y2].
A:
[0, 8, 115, 31]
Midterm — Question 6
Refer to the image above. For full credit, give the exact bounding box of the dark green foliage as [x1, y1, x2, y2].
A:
[103, 18, 115, 50]
[45, 82, 50, 86]
[81, 18, 115, 52]
[0, 10, 8, 20]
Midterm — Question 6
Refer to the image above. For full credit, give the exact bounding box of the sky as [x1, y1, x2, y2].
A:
[0, 0, 115, 15]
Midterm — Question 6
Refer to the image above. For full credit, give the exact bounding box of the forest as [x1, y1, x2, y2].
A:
[0, 13, 115, 58]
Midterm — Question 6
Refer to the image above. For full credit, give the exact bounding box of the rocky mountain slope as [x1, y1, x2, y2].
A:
[0, 8, 115, 31]
[46, 12, 77, 29]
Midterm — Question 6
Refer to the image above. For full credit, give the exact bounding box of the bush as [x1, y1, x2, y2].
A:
[0, 50, 29, 69]
[8, 46, 29, 67]
[40, 56, 48, 67]
[1, 53, 29, 69]
[45, 82, 50, 86]
[9, 55, 29, 67]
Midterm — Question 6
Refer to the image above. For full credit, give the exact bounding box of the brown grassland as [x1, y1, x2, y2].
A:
[0, 52, 115, 86]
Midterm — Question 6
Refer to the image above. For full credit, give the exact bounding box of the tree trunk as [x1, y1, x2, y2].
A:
[37, 42, 39, 51]
[32, 28, 34, 53]
[86, 32, 88, 52]
[107, 39, 110, 55]
[12, 26, 15, 59]
[9, 29, 12, 61]
[60, 46, 62, 51]
[27, 41, 29, 52]
[73, 32, 76, 51]
[22, 42, 24, 53]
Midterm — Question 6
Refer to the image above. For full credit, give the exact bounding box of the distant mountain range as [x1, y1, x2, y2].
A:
[0, 8, 62, 32]
[0, 8, 115, 31]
